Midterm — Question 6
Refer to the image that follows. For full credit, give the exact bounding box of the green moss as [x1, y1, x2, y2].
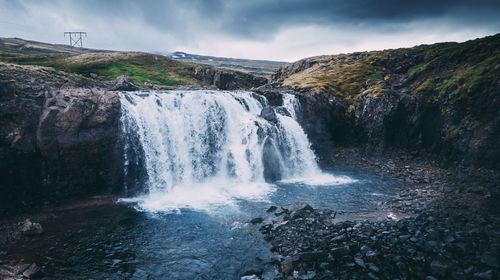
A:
[415, 79, 433, 94]
[370, 72, 383, 82]
[408, 63, 428, 77]
[436, 56, 493, 100]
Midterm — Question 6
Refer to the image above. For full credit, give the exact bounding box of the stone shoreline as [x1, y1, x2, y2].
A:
[249, 148, 499, 279]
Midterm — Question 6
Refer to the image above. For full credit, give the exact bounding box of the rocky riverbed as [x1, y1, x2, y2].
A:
[250, 149, 499, 280]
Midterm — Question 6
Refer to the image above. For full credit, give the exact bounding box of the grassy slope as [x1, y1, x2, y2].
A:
[0, 38, 261, 88]
[277, 34, 500, 109]
[1, 51, 203, 87]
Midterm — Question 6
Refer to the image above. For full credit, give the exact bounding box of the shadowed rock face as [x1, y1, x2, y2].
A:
[194, 67, 267, 90]
[0, 63, 122, 216]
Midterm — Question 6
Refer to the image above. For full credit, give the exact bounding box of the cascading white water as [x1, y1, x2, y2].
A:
[120, 90, 353, 212]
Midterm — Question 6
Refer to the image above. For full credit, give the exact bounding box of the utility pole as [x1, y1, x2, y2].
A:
[64, 32, 87, 48]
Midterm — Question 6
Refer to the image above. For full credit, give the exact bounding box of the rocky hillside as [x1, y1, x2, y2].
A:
[267, 34, 500, 170]
[0, 38, 266, 90]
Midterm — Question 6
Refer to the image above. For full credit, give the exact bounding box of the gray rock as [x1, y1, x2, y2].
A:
[112, 75, 139, 91]
[369, 264, 380, 273]
[22, 263, 42, 279]
[330, 246, 350, 257]
[20, 219, 44, 236]
[430, 260, 449, 277]
[299, 251, 327, 263]
[240, 275, 260, 280]
[260, 107, 278, 123]
[299, 271, 316, 280]
[331, 234, 346, 242]
[274, 106, 292, 117]
[266, 206, 278, 213]
[473, 270, 493, 280]
[481, 254, 498, 268]
[288, 203, 314, 218]
[354, 257, 366, 268]
[250, 217, 264, 224]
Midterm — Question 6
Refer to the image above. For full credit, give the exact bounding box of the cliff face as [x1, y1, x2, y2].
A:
[0, 63, 122, 216]
[268, 34, 500, 169]
[193, 66, 267, 90]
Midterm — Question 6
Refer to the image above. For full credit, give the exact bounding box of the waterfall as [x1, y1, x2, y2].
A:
[120, 90, 352, 212]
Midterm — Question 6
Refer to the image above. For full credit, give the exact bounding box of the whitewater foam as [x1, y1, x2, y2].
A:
[120, 90, 356, 212]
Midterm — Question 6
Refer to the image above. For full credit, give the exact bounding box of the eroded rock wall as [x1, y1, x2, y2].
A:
[0, 63, 122, 216]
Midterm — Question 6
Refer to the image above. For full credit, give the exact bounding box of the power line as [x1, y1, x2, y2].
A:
[64, 32, 87, 48]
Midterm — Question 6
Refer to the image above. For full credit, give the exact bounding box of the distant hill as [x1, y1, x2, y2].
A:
[168, 51, 288, 77]
[0, 37, 266, 89]
[0, 37, 102, 57]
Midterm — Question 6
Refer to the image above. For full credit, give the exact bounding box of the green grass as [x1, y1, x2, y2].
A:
[1, 54, 193, 87]
[408, 63, 428, 78]
[370, 71, 383, 82]
[72, 62, 179, 87]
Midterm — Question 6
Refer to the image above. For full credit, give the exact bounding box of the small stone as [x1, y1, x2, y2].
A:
[299, 251, 327, 263]
[399, 234, 411, 240]
[240, 275, 260, 280]
[369, 264, 380, 273]
[281, 257, 294, 274]
[331, 246, 350, 257]
[250, 217, 264, 224]
[430, 260, 449, 277]
[331, 234, 346, 242]
[22, 263, 42, 279]
[451, 271, 467, 280]
[360, 245, 372, 254]
[266, 206, 277, 213]
[354, 257, 366, 268]
[319, 262, 329, 270]
[299, 271, 316, 280]
[20, 219, 44, 236]
[365, 250, 378, 258]
[481, 254, 498, 268]
[473, 270, 493, 280]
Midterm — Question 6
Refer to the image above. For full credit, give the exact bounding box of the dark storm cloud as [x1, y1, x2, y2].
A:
[1, 0, 499, 60]
[53, 0, 500, 38]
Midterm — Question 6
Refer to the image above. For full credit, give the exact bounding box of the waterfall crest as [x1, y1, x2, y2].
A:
[120, 90, 353, 212]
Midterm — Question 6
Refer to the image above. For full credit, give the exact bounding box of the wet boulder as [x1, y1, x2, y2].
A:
[20, 219, 44, 236]
[275, 106, 292, 117]
[260, 106, 278, 123]
[262, 138, 282, 182]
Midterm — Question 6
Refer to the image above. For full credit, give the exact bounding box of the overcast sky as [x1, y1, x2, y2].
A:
[1, 0, 499, 62]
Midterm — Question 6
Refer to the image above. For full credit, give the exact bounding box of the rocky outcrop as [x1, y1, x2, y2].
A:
[264, 34, 500, 170]
[112, 75, 139, 91]
[194, 66, 267, 90]
[0, 63, 122, 216]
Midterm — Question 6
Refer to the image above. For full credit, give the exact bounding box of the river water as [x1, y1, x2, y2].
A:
[8, 91, 399, 279]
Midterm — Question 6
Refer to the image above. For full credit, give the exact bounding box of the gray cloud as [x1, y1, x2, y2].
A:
[0, 0, 499, 61]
